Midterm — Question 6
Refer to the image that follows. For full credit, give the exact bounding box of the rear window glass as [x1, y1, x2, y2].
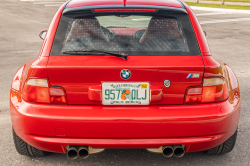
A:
[51, 13, 200, 56]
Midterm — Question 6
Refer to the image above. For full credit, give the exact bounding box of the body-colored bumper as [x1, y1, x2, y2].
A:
[10, 89, 240, 154]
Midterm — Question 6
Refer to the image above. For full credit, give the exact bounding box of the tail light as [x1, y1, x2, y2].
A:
[22, 78, 67, 104]
[184, 77, 228, 104]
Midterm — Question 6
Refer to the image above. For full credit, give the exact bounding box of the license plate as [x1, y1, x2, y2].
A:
[102, 82, 150, 105]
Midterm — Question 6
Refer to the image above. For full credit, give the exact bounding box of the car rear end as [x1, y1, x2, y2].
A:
[10, 0, 240, 159]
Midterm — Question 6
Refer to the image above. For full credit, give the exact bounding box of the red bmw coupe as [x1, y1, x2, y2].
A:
[10, 0, 241, 159]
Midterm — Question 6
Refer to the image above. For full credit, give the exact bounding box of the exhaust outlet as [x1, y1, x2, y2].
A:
[66, 146, 78, 159]
[78, 146, 89, 159]
[173, 145, 185, 157]
[162, 146, 174, 157]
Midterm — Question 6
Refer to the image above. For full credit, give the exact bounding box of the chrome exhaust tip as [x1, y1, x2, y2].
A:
[78, 146, 89, 159]
[162, 146, 174, 157]
[173, 145, 185, 157]
[67, 146, 78, 159]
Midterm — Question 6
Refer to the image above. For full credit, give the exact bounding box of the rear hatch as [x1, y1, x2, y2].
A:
[48, 7, 203, 105]
[47, 56, 204, 105]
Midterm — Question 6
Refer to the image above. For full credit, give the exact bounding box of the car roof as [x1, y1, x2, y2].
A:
[66, 0, 184, 9]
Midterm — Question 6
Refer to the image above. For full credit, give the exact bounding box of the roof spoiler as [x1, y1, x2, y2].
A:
[63, 5, 187, 18]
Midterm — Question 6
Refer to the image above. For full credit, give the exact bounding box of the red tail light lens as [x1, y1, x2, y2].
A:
[50, 88, 67, 104]
[184, 77, 229, 104]
[22, 78, 67, 104]
[94, 9, 156, 12]
[184, 87, 202, 104]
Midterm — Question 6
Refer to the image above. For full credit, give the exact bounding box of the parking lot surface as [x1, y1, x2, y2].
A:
[0, 0, 250, 165]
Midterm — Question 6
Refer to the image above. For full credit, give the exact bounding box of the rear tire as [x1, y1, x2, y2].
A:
[13, 128, 48, 157]
[204, 129, 237, 155]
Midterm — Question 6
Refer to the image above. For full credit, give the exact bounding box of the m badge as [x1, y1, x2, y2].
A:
[187, 74, 200, 79]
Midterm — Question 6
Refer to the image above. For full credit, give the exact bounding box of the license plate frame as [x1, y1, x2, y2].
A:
[101, 82, 150, 105]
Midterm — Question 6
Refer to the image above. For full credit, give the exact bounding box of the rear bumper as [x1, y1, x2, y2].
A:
[10, 89, 240, 153]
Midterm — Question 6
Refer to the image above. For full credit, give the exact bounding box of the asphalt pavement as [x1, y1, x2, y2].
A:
[0, 0, 250, 165]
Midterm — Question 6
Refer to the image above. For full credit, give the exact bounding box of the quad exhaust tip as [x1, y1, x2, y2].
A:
[162, 145, 185, 158]
[162, 146, 174, 157]
[67, 146, 78, 159]
[173, 145, 185, 158]
[78, 146, 89, 159]
[66, 145, 89, 159]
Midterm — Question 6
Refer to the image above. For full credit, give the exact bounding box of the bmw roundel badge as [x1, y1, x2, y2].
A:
[120, 69, 131, 80]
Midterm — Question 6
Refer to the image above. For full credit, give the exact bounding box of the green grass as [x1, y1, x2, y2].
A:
[186, 2, 250, 9]
[201, 0, 250, 2]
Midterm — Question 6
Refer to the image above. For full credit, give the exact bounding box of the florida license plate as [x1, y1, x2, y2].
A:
[102, 82, 150, 105]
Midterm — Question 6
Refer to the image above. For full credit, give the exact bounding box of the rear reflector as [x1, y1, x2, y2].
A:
[94, 9, 157, 12]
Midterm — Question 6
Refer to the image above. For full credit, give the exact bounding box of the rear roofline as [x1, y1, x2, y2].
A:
[63, 0, 187, 16]
[66, 0, 185, 9]
[63, 5, 187, 17]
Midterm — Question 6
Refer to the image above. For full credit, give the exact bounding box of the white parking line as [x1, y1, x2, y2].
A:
[21, 0, 64, 1]
[34, 2, 64, 4]
[21, 0, 46, 1]
[196, 12, 229, 16]
[200, 18, 250, 24]
[7, 50, 38, 54]
[45, 4, 62, 6]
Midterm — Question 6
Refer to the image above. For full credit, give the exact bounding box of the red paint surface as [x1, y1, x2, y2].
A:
[225, 65, 239, 90]
[88, 85, 101, 101]
[11, 66, 24, 92]
[150, 85, 163, 101]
